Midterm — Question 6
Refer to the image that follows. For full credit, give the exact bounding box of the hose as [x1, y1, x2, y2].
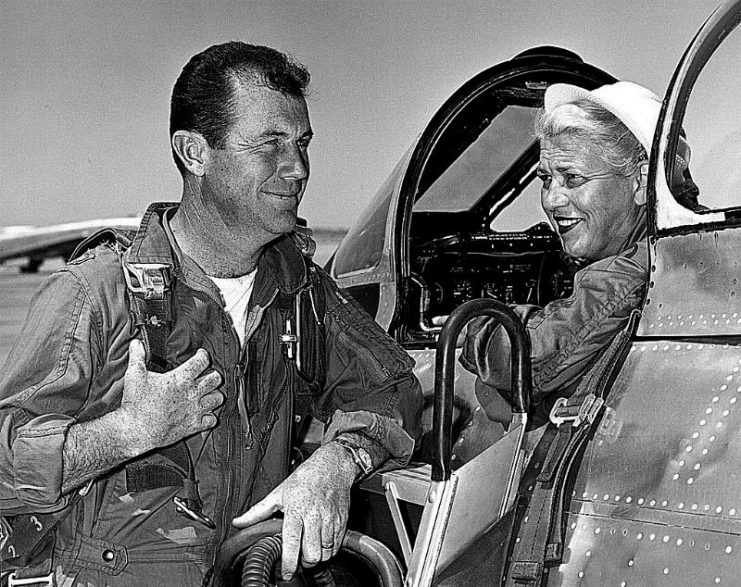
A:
[239, 534, 282, 587]
[211, 519, 404, 587]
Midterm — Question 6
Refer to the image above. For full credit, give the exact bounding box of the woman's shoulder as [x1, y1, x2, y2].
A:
[584, 239, 649, 278]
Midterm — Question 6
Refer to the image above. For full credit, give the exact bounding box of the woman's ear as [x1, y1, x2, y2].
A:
[172, 131, 209, 177]
[633, 163, 649, 206]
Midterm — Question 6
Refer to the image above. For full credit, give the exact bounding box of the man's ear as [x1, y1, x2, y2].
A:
[633, 163, 649, 206]
[172, 130, 209, 177]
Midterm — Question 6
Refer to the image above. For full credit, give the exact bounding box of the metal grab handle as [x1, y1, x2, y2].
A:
[432, 298, 532, 482]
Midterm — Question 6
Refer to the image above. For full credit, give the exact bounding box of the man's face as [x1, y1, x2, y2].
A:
[537, 135, 643, 261]
[201, 83, 312, 244]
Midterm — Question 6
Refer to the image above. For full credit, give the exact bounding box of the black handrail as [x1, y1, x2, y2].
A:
[432, 298, 532, 482]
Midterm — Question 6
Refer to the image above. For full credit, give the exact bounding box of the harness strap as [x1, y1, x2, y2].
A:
[1, 509, 65, 585]
[122, 256, 214, 528]
[505, 310, 641, 586]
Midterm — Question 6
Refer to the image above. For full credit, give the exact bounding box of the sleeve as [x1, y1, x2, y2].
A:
[310, 270, 423, 469]
[0, 269, 101, 514]
[460, 248, 647, 420]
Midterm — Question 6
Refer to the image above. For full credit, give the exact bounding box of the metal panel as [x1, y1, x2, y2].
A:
[549, 515, 741, 586]
[640, 229, 741, 337]
[549, 341, 741, 585]
[435, 423, 525, 574]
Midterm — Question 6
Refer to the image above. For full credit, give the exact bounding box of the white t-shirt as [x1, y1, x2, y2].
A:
[208, 270, 258, 347]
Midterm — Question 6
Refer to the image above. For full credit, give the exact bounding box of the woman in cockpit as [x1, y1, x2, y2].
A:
[460, 80, 698, 425]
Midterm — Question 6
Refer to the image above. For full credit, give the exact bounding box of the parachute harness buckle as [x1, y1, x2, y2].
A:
[549, 393, 604, 428]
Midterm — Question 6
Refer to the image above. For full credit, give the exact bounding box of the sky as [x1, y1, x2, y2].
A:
[0, 0, 721, 230]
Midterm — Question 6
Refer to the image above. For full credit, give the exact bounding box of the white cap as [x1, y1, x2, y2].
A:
[544, 81, 690, 170]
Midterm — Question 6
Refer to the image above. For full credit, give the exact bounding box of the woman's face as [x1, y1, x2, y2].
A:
[537, 134, 644, 261]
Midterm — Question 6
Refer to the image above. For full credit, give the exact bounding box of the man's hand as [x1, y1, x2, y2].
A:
[62, 339, 224, 492]
[119, 339, 224, 453]
[232, 442, 357, 580]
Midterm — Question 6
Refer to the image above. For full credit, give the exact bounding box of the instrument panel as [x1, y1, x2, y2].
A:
[408, 223, 579, 336]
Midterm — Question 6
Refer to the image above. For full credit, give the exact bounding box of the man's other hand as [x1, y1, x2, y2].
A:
[232, 442, 357, 580]
[120, 339, 224, 452]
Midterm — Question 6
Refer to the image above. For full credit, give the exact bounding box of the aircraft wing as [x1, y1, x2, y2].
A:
[0, 218, 142, 271]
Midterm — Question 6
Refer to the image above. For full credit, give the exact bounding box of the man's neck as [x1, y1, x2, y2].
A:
[170, 199, 264, 279]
